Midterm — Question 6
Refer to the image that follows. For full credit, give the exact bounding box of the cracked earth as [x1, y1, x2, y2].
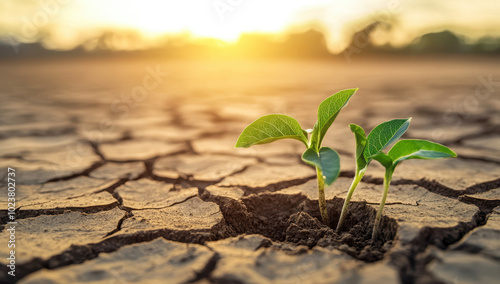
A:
[0, 57, 499, 284]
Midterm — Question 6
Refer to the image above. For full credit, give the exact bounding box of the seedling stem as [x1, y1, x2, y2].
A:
[372, 167, 393, 241]
[316, 166, 329, 225]
[336, 168, 365, 231]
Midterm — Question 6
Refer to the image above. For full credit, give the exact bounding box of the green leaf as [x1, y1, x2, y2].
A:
[371, 152, 393, 169]
[235, 114, 308, 148]
[349, 123, 367, 169]
[312, 88, 358, 148]
[363, 118, 412, 161]
[302, 147, 341, 186]
[388, 139, 457, 166]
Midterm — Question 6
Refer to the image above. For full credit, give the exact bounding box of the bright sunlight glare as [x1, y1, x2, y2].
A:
[65, 0, 339, 41]
[1, 0, 499, 51]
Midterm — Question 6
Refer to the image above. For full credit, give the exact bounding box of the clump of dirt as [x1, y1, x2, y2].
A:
[203, 192, 398, 262]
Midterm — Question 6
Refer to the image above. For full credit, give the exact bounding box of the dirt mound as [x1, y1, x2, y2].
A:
[203, 192, 398, 262]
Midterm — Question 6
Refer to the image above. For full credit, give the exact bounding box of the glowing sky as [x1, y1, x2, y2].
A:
[1, 0, 499, 52]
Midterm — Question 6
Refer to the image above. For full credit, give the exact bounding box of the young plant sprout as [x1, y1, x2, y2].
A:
[336, 118, 412, 232]
[235, 88, 358, 225]
[369, 138, 456, 240]
[335, 117, 455, 239]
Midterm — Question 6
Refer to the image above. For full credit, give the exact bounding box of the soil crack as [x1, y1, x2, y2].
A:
[219, 175, 316, 196]
[184, 249, 220, 284]
[2, 228, 217, 282]
[103, 211, 134, 238]
[0, 202, 119, 223]
[123, 194, 199, 211]
[389, 208, 490, 283]
[45, 160, 106, 182]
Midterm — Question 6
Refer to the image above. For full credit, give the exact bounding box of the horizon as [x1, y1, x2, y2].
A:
[1, 0, 500, 54]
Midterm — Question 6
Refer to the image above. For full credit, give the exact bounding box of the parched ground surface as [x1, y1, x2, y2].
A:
[0, 56, 499, 284]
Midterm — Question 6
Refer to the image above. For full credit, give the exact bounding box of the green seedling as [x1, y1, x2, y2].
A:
[336, 117, 455, 238]
[235, 88, 358, 225]
[366, 127, 456, 241]
[336, 118, 412, 232]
